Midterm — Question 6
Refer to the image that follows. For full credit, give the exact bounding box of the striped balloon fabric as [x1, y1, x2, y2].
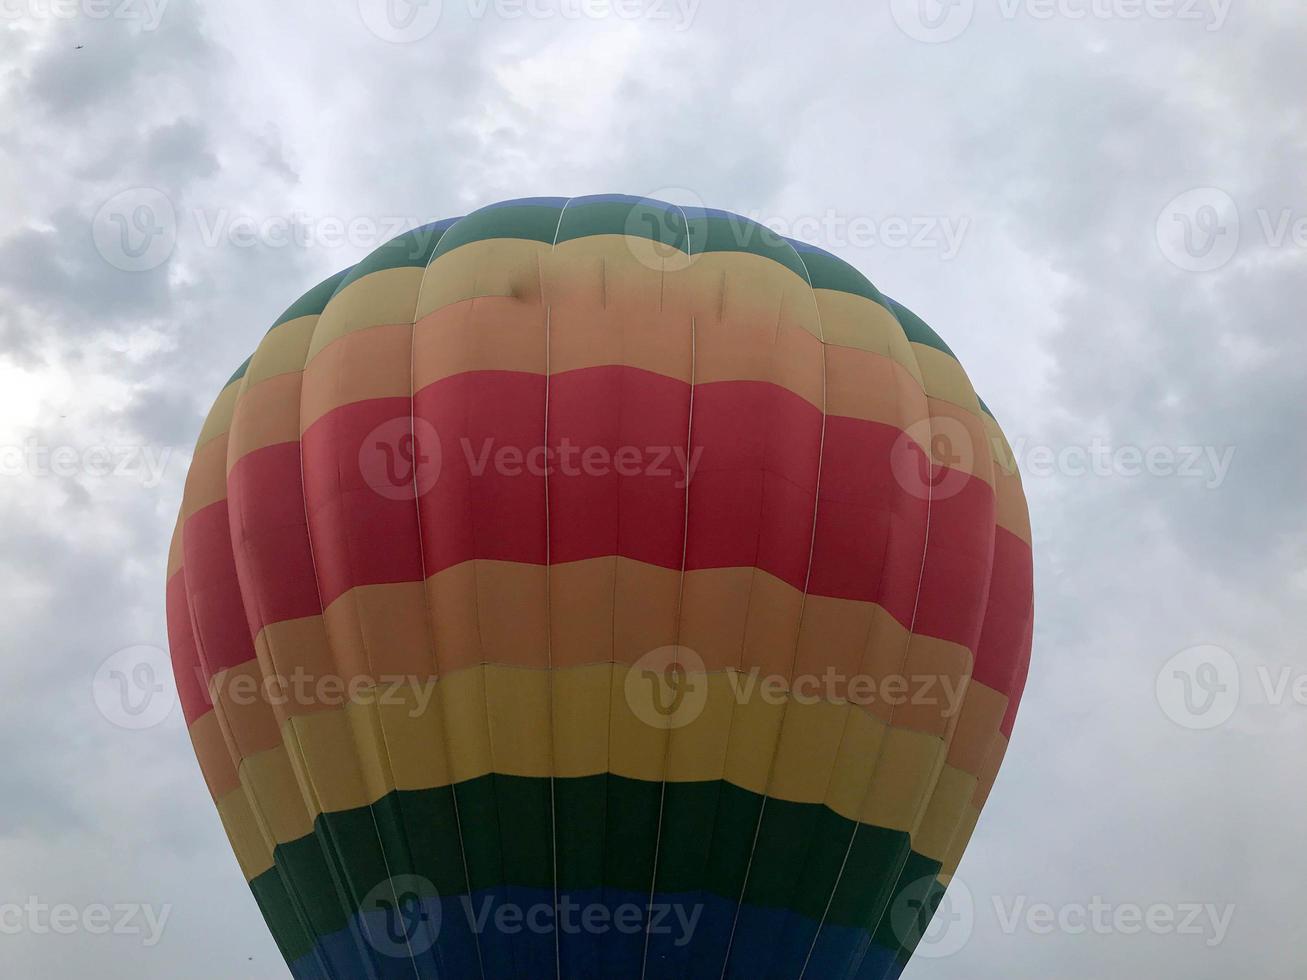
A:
[167, 195, 1033, 980]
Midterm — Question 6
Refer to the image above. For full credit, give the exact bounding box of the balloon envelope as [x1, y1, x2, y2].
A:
[167, 195, 1033, 979]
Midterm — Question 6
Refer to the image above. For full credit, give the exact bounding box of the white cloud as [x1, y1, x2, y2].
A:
[0, 0, 1302, 976]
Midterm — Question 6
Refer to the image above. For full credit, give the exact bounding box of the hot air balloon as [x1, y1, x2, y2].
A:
[166, 195, 1033, 979]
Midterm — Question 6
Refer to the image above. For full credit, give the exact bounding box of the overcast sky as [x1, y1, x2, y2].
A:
[0, 1, 1303, 977]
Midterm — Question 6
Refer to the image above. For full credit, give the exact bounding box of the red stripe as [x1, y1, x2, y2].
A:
[181, 500, 257, 678]
[1000, 615, 1033, 738]
[166, 569, 211, 725]
[684, 380, 823, 587]
[413, 372, 547, 573]
[807, 416, 929, 623]
[198, 369, 1018, 666]
[228, 442, 322, 630]
[302, 395, 429, 606]
[544, 366, 691, 567]
[975, 526, 1035, 710]
[913, 474, 998, 650]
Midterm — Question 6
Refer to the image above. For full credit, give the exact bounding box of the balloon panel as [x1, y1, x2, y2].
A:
[166, 195, 1033, 979]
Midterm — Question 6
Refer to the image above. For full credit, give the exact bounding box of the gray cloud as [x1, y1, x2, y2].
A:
[0, 1, 1302, 978]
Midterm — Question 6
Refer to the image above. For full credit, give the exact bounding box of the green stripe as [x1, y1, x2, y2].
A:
[249, 869, 317, 966]
[225, 356, 252, 388]
[272, 268, 353, 329]
[335, 225, 447, 292]
[433, 204, 565, 257]
[887, 297, 956, 359]
[225, 268, 356, 388]
[801, 249, 886, 305]
[882, 297, 1000, 420]
[555, 200, 684, 249]
[869, 850, 948, 965]
[699, 213, 808, 279]
[251, 775, 936, 964]
[433, 200, 811, 281]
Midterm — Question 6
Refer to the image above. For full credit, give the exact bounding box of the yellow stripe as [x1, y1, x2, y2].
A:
[179, 432, 229, 521]
[226, 371, 302, 467]
[166, 520, 184, 579]
[912, 342, 983, 417]
[244, 315, 318, 388]
[943, 681, 1009, 776]
[190, 709, 239, 799]
[239, 742, 316, 843]
[859, 726, 946, 835]
[301, 321, 414, 431]
[418, 238, 548, 316]
[216, 787, 276, 880]
[306, 266, 426, 362]
[941, 802, 982, 879]
[218, 661, 981, 837]
[816, 288, 924, 388]
[195, 381, 241, 450]
[914, 764, 980, 861]
[238, 569, 976, 726]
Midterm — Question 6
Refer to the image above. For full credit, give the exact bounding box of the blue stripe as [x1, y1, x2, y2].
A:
[289, 887, 901, 980]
